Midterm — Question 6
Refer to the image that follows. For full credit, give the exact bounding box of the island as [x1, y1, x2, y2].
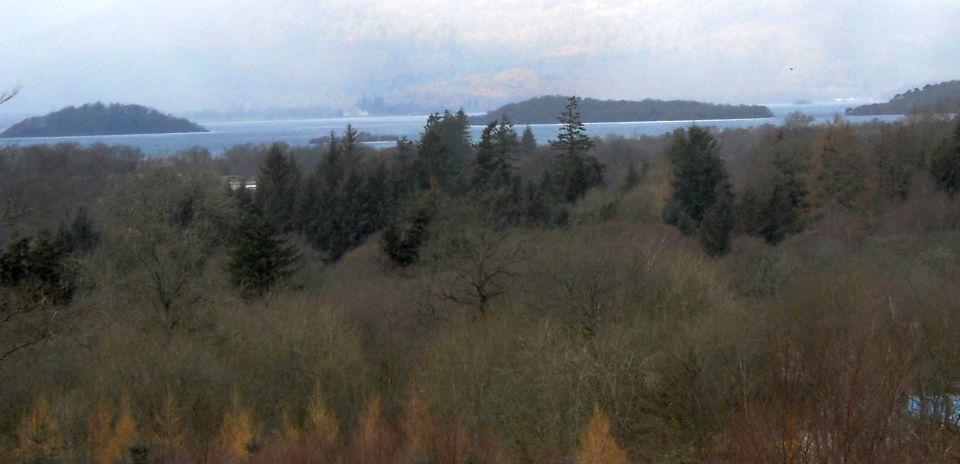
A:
[0, 103, 208, 138]
[309, 132, 401, 145]
[846, 80, 960, 116]
[469, 95, 773, 125]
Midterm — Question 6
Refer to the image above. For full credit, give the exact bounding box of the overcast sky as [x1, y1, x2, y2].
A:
[2, 0, 959, 116]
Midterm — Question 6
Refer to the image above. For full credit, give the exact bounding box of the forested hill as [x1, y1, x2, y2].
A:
[470, 95, 773, 124]
[846, 80, 960, 116]
[0, 103, 207, 138]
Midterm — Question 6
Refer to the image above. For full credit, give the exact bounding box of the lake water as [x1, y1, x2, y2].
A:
[0, 102, 899, 156]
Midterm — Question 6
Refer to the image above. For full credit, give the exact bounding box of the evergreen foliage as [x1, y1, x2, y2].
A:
[470, 94, 773, 125]
[227, 211, 300, 298]
[736, 131, 809, 244]
[299, 131, 389, 262]
[0, 210, 97, 304]
[521, 125, 537, 155]
[549, 96, 605, 202]
[380, 192, 437, 267]
[254, 143, 302, 232]
[930, 117, 960, 196]
[0, 102, 207, 138]
[413, 111, 472, 194]
[808, 117, 866, 210]
[662, 125, 735, 254]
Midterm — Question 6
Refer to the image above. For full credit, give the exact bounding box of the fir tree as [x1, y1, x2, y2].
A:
[808, 116, 866, 211]
[227, 211, 300, 298]
[549, 96, 604, 202]
[254, 143, 302, 231]
[521, 125, 537, 155]
[380, 192, 436, 267]
[930, 117, 960, 196]
[662, 125, 735, 255]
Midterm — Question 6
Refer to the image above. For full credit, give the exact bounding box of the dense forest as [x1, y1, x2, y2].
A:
[847, 80, 960, 116]
[0, 103, 207, 138]
[470, 95, 773, 125]
[3, 96, 960, 463]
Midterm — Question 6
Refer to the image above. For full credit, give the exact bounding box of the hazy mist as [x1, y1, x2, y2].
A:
[3, 0, 959, 117]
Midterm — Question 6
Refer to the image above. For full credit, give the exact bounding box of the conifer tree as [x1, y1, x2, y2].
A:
[254, 143, 302, 231]
[808, 116, 866, 211]
[549, 96, 604, 202]
[381, 192, 436, 267]
[662, 126, 735, 255]
[930, 116, 960, 196]
[521, 125, 537, 155]
[621, 163, 641, 193]
[227, 211, 300, 298]
[471, 121, 500, 192]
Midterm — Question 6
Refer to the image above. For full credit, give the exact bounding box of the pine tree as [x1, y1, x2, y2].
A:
[621, 163, 641, 193]
[57, 208, 99, 252]
[549, 96, 604, 202]
[808, 116, 866, 211]
[227, 211, 300, 299]
[735, 132, 809, 244]
[380, 192, 436, 267]
[255, 143, 302, 231]
[471, 121, 500, 192]
[698, 180, 735, 256]
[930, 117, 960, 196]
[662, 126, 735, 255]
[521, 125, 537, 155]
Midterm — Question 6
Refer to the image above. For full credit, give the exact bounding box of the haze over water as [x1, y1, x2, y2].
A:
[0, 102, 899, 157]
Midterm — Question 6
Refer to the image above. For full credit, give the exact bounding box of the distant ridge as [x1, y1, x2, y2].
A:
[846, 80, 960, 116]
[469, 95, 773, 125]
[0, 103, 208, 138]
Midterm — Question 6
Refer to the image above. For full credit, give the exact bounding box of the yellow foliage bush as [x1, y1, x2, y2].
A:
[87, 400, 121, 464]
[150, 388, 186, 459]
[218, 390, 257, 462]
[115, 394, 138, 451]
[16, 394, 63, 463]
[575, 405, 629, 464]
[304, 380, 340, 447]
[399, 389, 434, 462]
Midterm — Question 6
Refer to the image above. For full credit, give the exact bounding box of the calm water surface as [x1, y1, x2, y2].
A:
[0, 102, 899, 156]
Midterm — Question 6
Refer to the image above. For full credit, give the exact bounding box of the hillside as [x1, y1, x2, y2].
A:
[846, 80, 960, 116]
[0, 102, 207, 138]
[469, 95, 773, 125]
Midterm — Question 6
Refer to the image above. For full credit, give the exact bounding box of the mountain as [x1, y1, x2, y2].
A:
[846, 80, 960, 116]
[469, 95, 773, 125]
[0, 103, 207, 138]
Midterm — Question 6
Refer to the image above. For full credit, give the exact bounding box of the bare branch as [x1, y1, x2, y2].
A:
[0, 85, 20, 106]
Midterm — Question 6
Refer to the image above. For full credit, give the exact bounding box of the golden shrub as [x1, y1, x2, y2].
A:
[218, 390, 257, 462]
[304, 380, 340, 447]
[16, 394, 63, 462]
[575, 405, 629, 464]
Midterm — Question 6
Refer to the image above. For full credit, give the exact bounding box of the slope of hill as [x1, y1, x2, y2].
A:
[0, 103, 207, 138]
[469, 95, 773, 125]
[846, 80, 960, 116]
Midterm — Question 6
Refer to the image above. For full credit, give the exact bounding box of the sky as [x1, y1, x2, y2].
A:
[1, 0, 959, 117]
